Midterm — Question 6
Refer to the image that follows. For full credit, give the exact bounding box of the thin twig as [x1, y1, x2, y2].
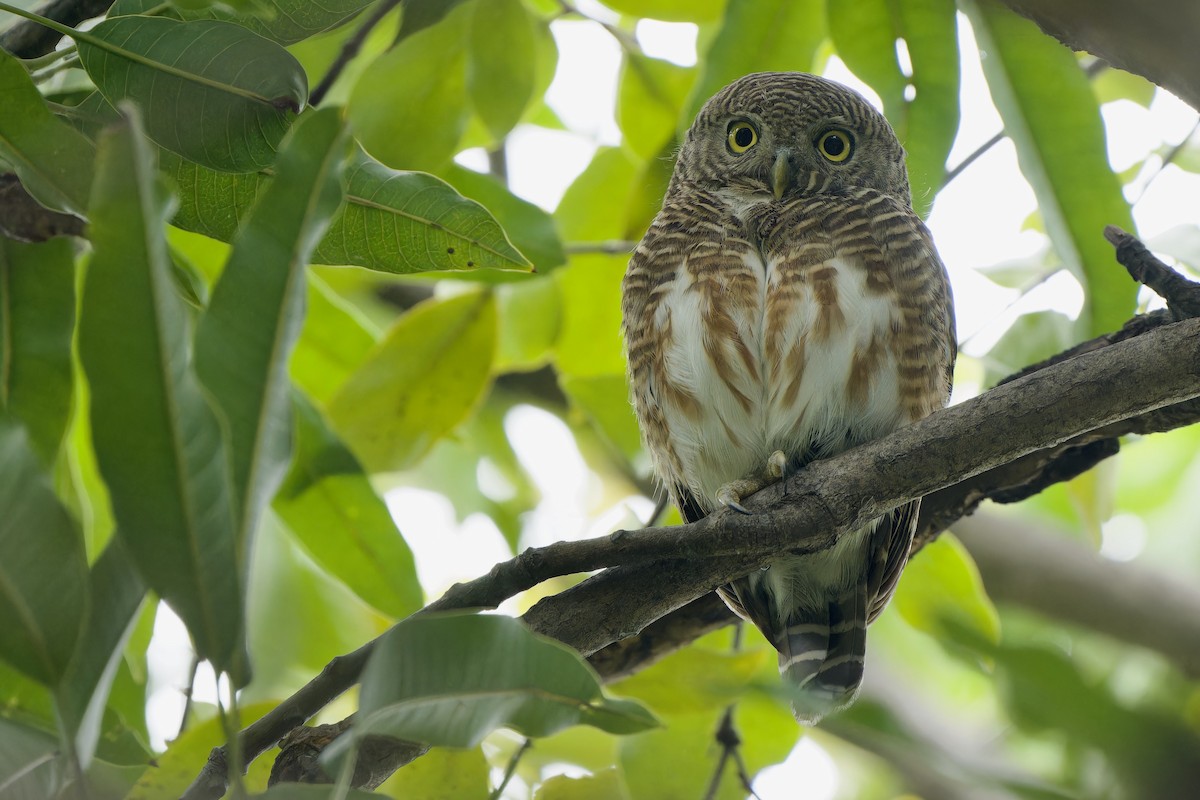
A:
[941, 130, 1005, 188]
[177, 654, 202, 740]
[1132, 116, 1200, 206]
[488, 738, 533, 800]
[308, 0, 403, 107]
[565, 240, 637, 255]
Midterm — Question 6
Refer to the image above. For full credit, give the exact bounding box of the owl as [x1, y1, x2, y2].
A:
[621, 72, 955, 723]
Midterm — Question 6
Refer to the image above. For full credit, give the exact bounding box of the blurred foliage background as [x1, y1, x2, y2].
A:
[2, 0, 1200, 798]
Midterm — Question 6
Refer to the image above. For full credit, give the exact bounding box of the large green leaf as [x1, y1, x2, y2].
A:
[683, 0, 826, 125]
[395, 0, 472, 42]
[0, 417, 87, 687]
[328, 290, 497, 472]
[75, 16, 307, 172]
[963, 1, 1137, 336]
[161, 146, 531, 273]
[316, 153, 532, 272]
[468, 0, 537, 142]
[334, 613, 658, 754]
[893, 532, 1000, 647]
[349, 3, 469, 171]
[195, 107, 349, 576]
[0, 48, 94, 214]
[496, 276, 561, 372]
[827, 0, 959, 216]
[554, 147, 639, 242]
[290, 273, 379, 404]
[56, 540, 146, 768]
[109, 0, 373, 45]
[618, 53, 695, 160]
[77, 106, 244, 681]
[0, 237, 75, 465]
[274, 393, 423, 620]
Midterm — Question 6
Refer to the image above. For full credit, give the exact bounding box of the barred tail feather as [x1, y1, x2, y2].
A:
[779, 587, 868, 725]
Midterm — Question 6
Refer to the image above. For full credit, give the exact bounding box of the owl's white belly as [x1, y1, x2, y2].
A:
[658, 249, 904, 511]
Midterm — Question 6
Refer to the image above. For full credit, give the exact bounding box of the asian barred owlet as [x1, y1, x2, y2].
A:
[621, 72, 955, 723]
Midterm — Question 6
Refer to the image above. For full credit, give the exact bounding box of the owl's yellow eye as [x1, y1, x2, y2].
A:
[816, 129, 854, 162]
[727, 122, 758, 154]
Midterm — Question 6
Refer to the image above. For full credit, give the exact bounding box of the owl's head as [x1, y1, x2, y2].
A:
[674, 72, 910, 203]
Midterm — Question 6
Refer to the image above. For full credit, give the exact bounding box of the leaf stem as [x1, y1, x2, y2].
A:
[488, 737, 532, 800]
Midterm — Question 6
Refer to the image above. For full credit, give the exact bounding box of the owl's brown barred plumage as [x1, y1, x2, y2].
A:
[621, 72, 956, 723]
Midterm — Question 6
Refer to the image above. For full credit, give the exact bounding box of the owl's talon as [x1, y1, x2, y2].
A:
[717, 486, 753, 515]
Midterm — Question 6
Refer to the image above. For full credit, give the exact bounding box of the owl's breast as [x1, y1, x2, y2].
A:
[643, 199, 910, 509]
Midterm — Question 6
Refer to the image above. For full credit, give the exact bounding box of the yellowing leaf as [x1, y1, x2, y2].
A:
[328, 290, 496, 472]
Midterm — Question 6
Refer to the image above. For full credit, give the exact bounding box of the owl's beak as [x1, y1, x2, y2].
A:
[771, 150, 794, 200]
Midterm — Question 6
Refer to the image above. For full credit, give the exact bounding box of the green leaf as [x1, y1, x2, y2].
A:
[349, 4, 469, 171]
[56, 539, 147, 768]
[468, 0, 537, 141]
[274, 393, 423, 620]
[598, 0, 726, 22]
[440, 163, 566, 272]
[78, 106, 244, 681]
[1090, 66, 1155, 108]
[338, 613, 658, 753]
[328, 290, 496, 472]
[555, 147, 640, 242]
[894, 532, 1000, 646]
[963, 0, 1137, 336]
[0, 48, 94, 214]
[313, 153, 534, 273]
[161, 145, 533, 273]
[618, 696, 797, 800]
[243, 517, 389, 702]
[496, 276, 561, 372]
[0, 716, 60, 800]
[194, 107, 349, 578]
[617, 53, 695, 160]
[376, 746, 489, 800]
[552, 256, 626, 377]
[76, 16, 307, 172]
[396, 0, 472, 42]
[535, 769, 629, 800]
[290, 273, 379, 405]
[125, 701, 277, 798]
[559, 375, 642, 462]
[611, 643, 771, 715]
[981, 310, 1074, 386]
[827, 0, 960, 216]
[0, 417, 87, 687]
[0, 237, 75, 465]
[683, 0, 826, 125]
[110, 0, 374, 46]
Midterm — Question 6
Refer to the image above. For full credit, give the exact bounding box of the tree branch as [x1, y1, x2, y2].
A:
[184, 239, 1200, 797]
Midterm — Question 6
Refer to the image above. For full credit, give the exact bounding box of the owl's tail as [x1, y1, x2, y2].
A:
[777, 585, 868, 725]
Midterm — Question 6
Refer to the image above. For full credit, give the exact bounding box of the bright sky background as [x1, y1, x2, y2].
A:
[147, 5, 1200, 796]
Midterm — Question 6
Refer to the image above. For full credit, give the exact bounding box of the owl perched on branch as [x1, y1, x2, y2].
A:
[622, 72, 956, 723]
